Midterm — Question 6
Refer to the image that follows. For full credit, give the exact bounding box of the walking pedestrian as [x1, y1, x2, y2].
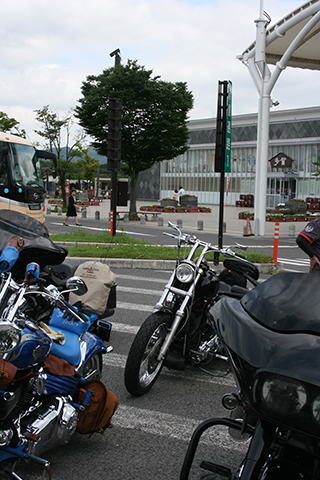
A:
[64, 190, 81, 226]
[178, 186, 185, 205]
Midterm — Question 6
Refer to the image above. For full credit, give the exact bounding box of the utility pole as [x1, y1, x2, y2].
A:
[108, 49, 122, 236]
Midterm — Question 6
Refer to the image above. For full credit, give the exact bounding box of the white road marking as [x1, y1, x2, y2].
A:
[103, 353, 236, 387]
[114, 405, 247, 452]
[51, 222, 156, 237]
[117, 285, 163, 295]
[116, 302, 154, 312]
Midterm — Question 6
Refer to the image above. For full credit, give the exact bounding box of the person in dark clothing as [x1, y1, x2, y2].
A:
[64, 190, 81, 226]
[296, 217, 320, 272]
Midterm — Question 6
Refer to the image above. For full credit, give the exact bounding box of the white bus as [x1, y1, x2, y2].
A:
[0, 131, 57, 223]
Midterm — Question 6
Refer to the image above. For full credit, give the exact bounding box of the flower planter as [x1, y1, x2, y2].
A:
[188, 207, 199, 213]
[163, 208, 175, 213]
[160, 199, 178, 208]
[176, 209, 187, 213]
[199, 208, 211, 213]
[181, 196, 198, 209]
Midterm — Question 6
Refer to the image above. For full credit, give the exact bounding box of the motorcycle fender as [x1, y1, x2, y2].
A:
[81, 331, 108, 361]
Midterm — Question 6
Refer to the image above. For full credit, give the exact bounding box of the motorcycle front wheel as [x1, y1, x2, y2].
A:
[124, 312, 171, 396]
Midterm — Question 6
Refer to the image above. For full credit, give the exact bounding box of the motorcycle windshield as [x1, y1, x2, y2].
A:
[0, 209, 67, 277]
[241, 272, 320, 335]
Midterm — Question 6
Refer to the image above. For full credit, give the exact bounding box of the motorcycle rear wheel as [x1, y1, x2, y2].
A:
[83, 353, 102, 381]
[124, 312, 171, 396]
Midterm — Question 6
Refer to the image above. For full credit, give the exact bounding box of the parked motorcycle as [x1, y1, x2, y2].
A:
[0, 252, 118, 478]
[124, 221, 259, 396]
[0, 209, 117, 323]
[180, 272, 320, 480]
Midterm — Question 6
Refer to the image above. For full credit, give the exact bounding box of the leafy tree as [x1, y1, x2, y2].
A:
[0, 111, 26, 137]
[74, 146, 100, 187]
[34, 106, 86, 207]
[75, 59, 194, 218]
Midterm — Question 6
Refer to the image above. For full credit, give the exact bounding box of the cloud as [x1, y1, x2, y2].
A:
[0, 0, 319, 143]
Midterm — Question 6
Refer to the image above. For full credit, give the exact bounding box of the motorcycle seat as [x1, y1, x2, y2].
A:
[48, 327, 81, 366]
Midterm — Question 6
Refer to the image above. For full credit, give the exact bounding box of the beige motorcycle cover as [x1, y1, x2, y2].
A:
[69, 261, 116, 315]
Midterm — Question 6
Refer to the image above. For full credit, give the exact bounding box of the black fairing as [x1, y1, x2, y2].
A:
[223, 257, 259, 280]
[211, 277, 320, 438]
[241, 272, 320, 334]
[212, 294, 320, 388]
[0, 210, 67, 279]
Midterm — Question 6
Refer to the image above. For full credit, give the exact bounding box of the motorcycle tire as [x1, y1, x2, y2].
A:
[124, 311, 171, 396]
[83, 353, 103, 381]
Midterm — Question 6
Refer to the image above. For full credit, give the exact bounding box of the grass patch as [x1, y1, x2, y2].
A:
[50, 231, 273, 262]
[50, 229, 150, 245]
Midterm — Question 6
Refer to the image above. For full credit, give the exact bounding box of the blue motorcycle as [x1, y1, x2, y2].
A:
[0, 251, 118, 479]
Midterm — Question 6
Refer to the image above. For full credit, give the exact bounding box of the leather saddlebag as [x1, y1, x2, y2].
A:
[0, 357, 17, 387]
[76, 380, 119, 435]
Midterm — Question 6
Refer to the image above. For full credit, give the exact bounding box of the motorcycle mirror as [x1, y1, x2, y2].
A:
[66, 276, 88, 296]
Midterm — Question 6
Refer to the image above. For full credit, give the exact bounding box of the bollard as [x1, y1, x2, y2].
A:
[140, 215, 146, 225]
[289, 224, 296, 237]
[82, 208, 87, 218]
[58, 207, 62, 216]
[46, 207, 51, 215]
[177, 218, 183, 229]
[223, 221, 226, 233]
[197, 220, 204, 231]
[95, 211, 100, 220]
[158, 216, 163, 227]
[124, 213, 129, 223]
[272, 222, 280, 263]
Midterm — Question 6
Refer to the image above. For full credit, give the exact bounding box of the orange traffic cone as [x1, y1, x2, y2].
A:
[243, 218, 254, 236]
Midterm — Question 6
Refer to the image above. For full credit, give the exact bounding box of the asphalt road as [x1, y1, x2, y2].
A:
[16, 267, 249, 480]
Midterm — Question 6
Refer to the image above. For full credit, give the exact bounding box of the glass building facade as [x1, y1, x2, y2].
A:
[159, 106, 320, 208]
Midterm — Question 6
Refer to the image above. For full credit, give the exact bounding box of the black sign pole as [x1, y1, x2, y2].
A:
[214, 81, 228, 264]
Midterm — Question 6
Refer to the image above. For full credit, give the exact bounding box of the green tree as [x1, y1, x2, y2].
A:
[34, 106, 86, 207]
[75, 59, 194, 218]
[74, 146, 100, 188]
[0, 111, 26, 137]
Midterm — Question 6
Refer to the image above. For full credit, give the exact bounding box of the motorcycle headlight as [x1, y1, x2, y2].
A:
[258, 374, 307, 416]
[176, 263, 195, 283]
[0, 321, 21, 354]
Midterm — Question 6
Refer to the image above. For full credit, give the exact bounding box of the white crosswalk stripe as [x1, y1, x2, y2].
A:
[115, 405, 248, 452]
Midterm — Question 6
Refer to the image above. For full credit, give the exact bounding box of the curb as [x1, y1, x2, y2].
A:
[66, 256, 284, 273]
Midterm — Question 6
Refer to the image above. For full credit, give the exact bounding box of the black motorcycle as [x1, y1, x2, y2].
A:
[181, 272, 320, 480]
[124, 221, 259, 396]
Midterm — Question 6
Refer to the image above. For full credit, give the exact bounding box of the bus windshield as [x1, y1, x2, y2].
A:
[8, 142, 44, 188]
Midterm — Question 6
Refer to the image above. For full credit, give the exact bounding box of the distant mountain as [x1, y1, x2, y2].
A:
[59, 146, 108, 165]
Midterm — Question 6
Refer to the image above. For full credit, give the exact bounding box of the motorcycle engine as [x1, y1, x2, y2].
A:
[24, 396, 79, 456]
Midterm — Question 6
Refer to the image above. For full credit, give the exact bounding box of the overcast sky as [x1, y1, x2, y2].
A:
[1, 0, 319, 145]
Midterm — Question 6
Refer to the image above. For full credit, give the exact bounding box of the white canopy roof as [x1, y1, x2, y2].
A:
[240, 0, 320, 71]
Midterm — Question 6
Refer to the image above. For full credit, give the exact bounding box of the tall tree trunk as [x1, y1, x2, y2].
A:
[60, 171, 67, 208]
[129, 168, 139, 220]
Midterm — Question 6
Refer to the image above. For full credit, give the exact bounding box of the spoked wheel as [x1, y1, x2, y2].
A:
[83, 353, 103, 381]
[124, 312, 171, 396]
